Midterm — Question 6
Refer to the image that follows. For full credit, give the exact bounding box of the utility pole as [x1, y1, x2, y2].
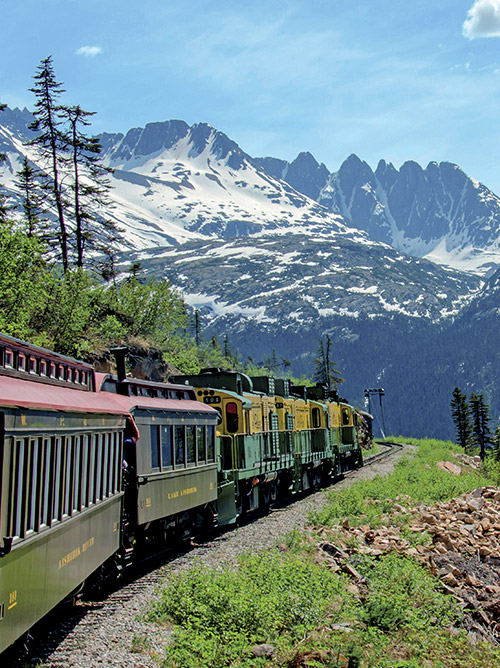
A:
[364, 388, 387, 438]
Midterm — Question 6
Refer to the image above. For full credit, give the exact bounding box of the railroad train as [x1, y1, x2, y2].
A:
[0, 333, 363, 655]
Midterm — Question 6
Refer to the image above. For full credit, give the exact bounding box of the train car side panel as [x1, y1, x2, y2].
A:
[0, 407, 125, 654]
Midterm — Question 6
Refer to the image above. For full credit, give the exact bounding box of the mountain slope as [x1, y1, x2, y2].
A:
[259, 151, 500, 275]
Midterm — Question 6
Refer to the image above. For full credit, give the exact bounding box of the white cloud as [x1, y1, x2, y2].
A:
[75, 45, 102, 58]
[463, 0, 500, 39]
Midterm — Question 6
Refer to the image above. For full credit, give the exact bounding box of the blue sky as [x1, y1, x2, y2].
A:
[3, 1, 500, 191]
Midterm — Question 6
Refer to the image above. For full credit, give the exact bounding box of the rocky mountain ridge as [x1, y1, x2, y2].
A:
[257, 152, 500, 275]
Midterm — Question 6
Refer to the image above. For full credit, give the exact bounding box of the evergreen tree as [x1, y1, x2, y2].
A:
[450, 387, 471, 450]
[469, 392, 491, 461]
[0, 100, 8, 222]
[494, 420, 500, 461]
[263, 349, 280, 375]
[223, 334, 232, 360]
[193, 308, 202, 346]
[14, 156, 47, 238]
[210, 334, 220, 351]
[314, 334, 343, 390]
[28, 56, 70, 271]
[61, 103, 120, 268]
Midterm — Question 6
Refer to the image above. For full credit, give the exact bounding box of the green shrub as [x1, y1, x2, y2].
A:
[149, 551, 356, 666]
[358, 553, 461, 632]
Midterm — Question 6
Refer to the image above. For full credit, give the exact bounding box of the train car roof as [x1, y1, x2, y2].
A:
[107, 392, 219, 417]
[0, 374, 129, 415]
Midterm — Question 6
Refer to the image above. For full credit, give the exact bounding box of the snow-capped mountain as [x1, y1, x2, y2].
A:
[3, 107, 500, 275]
[0, 109, 366, 251]
[257, 152, 500, 275]
[97, 120, 363, 249]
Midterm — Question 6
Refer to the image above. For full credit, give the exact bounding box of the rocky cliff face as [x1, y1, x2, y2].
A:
[265, 151, 500, 274]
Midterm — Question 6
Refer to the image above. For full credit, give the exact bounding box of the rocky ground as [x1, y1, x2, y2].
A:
[21, 445, 410, 668]
[316, 454, 500, 646]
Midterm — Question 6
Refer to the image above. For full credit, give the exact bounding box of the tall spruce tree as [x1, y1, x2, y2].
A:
[0, 101, 8, 222]
[469, 392, 491, 461]
[61, 104, 120, 268]
[314, 334, 343, 390]
[450, 387, 471, 450]
[28, 56, 69, 271]
[193, 308, 202, 346]
[494, 420, 500, 461]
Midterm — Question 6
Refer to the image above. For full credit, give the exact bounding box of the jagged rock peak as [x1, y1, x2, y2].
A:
[0, 106, 35, 139]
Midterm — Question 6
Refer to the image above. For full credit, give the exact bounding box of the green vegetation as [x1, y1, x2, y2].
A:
[311, 438, 493, 529]
[149, 438, 500, 666]
[148, 550, 357, 667]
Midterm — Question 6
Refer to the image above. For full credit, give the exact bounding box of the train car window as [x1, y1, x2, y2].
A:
[63, 437, 72, 517]
[69, 435, 77, 510]
[225, 402, 239, 434]
[73, 435, 81, 511]
[174, 426, 185, 467]
[342, 408, 350, 425]
[95, 434, 103, 501]
[110, 433, 116, 492]
[52, 437, 62, 521]
[10, 439, 26, 538]
[5, 349, 14, 369]
[160, 425, 172, 469]
[150, 425, 160, 470]
[207, 426, 215, 463]
[27, 438, 39, 532]
[24, 439, 33, 533]
[88, 435, 96, 505]
[311, 407, 321, 428]
[80, 435, 89, 508]
[106, 433, 113, 496]
[101, 434, 109, 499]
[107, 434, 114, 495]
[114, 432, 123, 493]
[196, 425, 206, 463]
[17, 352, 26, 372]
[186, 426, 196, 466]
[109, 433, 116, 493]
[41, 438, 52, 527]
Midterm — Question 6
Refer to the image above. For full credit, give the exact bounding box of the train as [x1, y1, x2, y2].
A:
[0, 333, 363, 655]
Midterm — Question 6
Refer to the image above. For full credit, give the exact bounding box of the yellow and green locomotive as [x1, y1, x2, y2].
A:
[171, 370, 363, 525]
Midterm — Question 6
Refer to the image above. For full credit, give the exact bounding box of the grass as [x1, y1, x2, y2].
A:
[310, 437, 493, 529]
[147, 437, 500, 667]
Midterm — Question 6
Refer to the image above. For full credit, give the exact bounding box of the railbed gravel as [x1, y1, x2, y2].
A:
[25, 443, 411, 667]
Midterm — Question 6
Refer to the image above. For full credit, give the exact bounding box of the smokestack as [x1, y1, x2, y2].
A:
[111, 346, 128, 382]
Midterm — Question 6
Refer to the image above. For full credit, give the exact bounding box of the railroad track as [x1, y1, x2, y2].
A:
[338, 440, 404, 478]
